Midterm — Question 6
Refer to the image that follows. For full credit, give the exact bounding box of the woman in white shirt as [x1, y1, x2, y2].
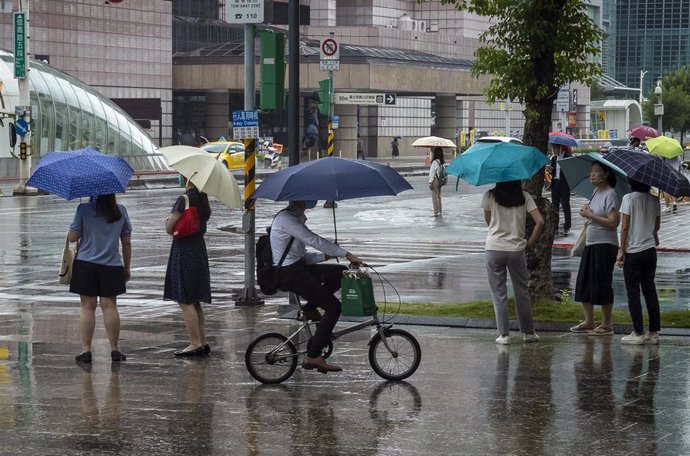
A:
[617, 179, 661, 345]
[428, 147, 444, 217]
[482, 180, 544, 345]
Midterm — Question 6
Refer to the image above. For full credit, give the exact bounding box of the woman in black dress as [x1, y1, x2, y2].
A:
[164, 180, 212, 357]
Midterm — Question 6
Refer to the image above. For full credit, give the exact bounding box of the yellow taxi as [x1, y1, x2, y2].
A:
[201, 140, 245, 169]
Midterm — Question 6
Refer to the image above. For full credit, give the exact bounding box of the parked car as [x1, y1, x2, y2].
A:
[476, 136, 524, 145]
[201, 141, 245, 169]
[598, 139, 629, 154]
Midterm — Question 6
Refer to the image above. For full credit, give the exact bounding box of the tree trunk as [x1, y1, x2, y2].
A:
[523, 99, 557, 299]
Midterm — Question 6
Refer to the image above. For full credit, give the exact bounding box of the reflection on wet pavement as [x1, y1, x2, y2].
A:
[2, 177, 690, 454]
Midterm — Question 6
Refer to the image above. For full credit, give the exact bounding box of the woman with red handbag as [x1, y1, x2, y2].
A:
[164, 179, 212, 357]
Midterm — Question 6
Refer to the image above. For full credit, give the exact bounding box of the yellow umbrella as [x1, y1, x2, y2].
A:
[645, 136, 684, 159]
[159, 145, 242, 209]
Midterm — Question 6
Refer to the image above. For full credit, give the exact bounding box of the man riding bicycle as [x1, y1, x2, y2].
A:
[271, 200, 363, 373]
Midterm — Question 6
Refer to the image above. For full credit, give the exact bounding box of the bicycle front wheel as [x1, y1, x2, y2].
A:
[368, 328, 421, 381]
[245, 333, 298, 384]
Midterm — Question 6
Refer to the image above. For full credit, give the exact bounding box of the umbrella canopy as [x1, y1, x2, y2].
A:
[252, 157, 413, 202]
[548, 132, 578, 147]
[411, 136, 456, 148]
[27, 147, 134, 200]
[628, 125, 659, 140]
[604, 149, 690, 198]
[558, 152, 630, 199]
[445, 142, 549, 186]
[159, 145, 242, 209]
[645, 136, 684, 159]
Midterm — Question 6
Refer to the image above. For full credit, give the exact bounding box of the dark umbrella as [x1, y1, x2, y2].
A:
[252, 157, 413, 242]
[27, 147, 134, 200]
[252, 157, 412, 202]
[548, 132, 579, 147]
[604, 149, 690, 198]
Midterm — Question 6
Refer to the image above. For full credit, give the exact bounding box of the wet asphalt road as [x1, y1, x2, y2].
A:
[1, 175, 690, 455]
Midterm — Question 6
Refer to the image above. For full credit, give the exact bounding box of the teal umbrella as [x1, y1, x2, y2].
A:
[446, 142, 549, 186]
[558, 152, 630, 199]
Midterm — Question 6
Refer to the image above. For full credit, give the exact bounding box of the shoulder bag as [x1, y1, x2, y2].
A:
[59, 237, 78, 285]
[173, 194, 201, 239]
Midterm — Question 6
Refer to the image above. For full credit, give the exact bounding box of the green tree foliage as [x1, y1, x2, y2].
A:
[642, 67, 690, 143]
[427, 0, 603, 298]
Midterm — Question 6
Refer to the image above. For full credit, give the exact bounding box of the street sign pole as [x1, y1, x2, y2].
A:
[236, 22, 263, 307]
[13, 2, 33, 196]
[323, 32, 338, 209]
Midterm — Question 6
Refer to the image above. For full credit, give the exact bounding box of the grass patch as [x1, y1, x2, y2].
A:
[386, 298, 690, 328]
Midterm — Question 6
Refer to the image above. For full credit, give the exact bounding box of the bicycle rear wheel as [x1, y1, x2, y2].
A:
[245, 333, 298, 384]
[368, 328, 421, 381]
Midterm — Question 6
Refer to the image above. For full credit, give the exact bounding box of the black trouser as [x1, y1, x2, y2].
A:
[623, 247, 660, 334]
[278, 261, 347, 358]
[551, 178, 571, 230]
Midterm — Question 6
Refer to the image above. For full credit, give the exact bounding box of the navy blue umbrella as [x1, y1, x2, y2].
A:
[27, 147, 134, 200]
[252, 157, 413, 202]
[604, 149, 690, 198]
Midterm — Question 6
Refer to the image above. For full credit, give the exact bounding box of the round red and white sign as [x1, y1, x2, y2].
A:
[321, 38, 338, 58]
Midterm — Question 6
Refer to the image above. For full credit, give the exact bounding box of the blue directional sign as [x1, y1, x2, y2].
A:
[15, 118, 29, 137]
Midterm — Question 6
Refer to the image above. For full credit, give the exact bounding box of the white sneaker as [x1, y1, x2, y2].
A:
[523, 332, 540, 343]
[645, 333, 660, 345]
[664, 206, 673, 213]
[621, 332, 645, 345]
[495, 335, 511, 345]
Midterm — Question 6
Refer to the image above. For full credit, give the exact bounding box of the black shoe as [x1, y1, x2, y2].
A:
[111, 350, 127, 362]
[673, 204, 678, 212]
[203, 344, 211, 354]
[75, 351, 92, 363]
[174, 346, 205, 357]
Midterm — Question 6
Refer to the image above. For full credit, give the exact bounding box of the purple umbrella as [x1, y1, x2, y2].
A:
[605, 149, 690, 198]
[628, 125, 659, 140]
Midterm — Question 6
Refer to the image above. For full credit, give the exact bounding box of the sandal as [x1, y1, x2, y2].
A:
[588, 326, 614, 336]
[570, 322, 595, 333]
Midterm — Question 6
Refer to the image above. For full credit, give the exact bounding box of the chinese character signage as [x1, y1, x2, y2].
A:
[232, 110, 260, 139]
[14, 12, 27, 79]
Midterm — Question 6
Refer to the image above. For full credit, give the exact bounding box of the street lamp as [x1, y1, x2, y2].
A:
[654, 80, 663, 134]
[639, 70, 648, 104]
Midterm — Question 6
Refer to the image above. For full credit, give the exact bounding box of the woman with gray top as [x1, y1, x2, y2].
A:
[570, 162, 620, 336]
[481, 180, 544, 345]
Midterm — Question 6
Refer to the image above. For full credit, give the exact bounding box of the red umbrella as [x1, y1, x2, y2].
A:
[549, 131, 576, 139]
[548, 131, 578, 147]
[628, 125, 659, 140]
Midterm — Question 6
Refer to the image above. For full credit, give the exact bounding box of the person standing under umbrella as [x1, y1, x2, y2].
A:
[69, 194, 132, 363]
[428, 147, 445, 217]
[272, 200, 363, 373]
[570, 162, 620, 336]
[546, 144, 572, 235]
[617, 179, 661, 345]
[164, 180, 212, 357]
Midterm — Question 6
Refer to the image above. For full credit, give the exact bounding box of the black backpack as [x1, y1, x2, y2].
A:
[256, 227, 294, 295]
[436, 160, 448, 187]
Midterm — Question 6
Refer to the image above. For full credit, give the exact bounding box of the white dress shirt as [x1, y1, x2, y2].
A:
[428, 159, 442, 184]
[270, 206, 347, 266]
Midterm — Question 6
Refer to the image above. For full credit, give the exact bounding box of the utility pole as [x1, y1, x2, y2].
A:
[13, 0, 33, 195]
[288, 0, 299, 166]
[323, 31, 337, 209]
[504, 97, 511, 137]
[639, 70, 648, 104]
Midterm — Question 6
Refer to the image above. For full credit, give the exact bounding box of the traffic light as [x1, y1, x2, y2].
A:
[318, 79, 330, 116]
[19, 142, 27, 160]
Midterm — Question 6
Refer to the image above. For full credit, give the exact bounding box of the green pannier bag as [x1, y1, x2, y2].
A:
[341, 271, 378, 317]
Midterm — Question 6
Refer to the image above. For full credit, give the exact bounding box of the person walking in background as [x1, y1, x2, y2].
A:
[570, 162, 620, 336]
[391, 137, 400, 158]
[547, 144, 572, 235]
[69, 194, 132, 363]
[617, 179, 661, 345]
[164, 180, 212, 357]
[482, 180, 544, 345]
[663, 155, 683, 213]
[428, 147, 445, 217]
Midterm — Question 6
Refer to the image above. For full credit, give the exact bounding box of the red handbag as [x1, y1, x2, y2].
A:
[173, 195, 200, 239]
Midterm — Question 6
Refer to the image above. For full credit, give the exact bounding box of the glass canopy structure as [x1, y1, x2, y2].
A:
[0, 50, 165, 170]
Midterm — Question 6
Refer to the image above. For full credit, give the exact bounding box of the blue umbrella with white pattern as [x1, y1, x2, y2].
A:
[27, 147, 134, 200]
